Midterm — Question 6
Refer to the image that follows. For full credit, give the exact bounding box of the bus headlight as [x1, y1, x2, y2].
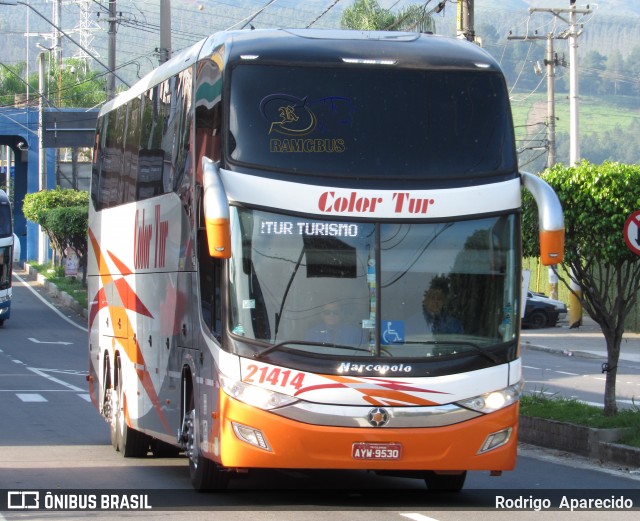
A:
[456, 382, 522, 414]
[219, 375, 299, 410]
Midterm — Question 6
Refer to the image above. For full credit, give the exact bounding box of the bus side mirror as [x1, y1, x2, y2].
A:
[202, 157, 231, 259]
[521, 171, 565, 266]
[12, 234, 20, 263]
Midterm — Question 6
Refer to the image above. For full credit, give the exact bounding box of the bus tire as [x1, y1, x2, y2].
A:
[114, 357, 151, 457]
[183, 383, 228, 491]
[424, 471, 466, 492]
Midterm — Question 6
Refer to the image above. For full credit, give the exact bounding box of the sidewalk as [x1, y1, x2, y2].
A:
[521, 316, 640, 363]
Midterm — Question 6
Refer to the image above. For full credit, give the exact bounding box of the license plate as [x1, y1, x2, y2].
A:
[352, 442, 402, 460]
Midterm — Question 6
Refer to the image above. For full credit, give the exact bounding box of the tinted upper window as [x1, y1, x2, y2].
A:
[0, 204, 12, 238]
[228, 65, 516, 180]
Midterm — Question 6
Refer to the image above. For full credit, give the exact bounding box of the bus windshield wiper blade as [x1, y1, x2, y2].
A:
[403, 340, 501, 364]
[254, 340, 371, 359]
[453, 341, 501, 364]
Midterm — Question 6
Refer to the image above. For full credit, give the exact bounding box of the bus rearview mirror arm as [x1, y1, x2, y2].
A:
[202, 157, 231, 259]
[521, 171, 565, 266]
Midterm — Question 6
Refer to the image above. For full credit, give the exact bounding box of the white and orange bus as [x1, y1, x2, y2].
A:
[87, 29, 564, 492]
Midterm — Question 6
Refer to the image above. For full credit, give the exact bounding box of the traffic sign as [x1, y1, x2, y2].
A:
[623, 210, 640, 255]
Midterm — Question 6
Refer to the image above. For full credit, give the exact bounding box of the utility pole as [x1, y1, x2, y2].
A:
[508, 2, 592, 166]
[528, 2, 592, 166]
[159, 0, 171, 65]
[545, 35, 557, 168]
[567, 2, 582, 165]
[107, 0, 117, 100]
[508, 29, 562, 169]
[456, 0, 474, 42]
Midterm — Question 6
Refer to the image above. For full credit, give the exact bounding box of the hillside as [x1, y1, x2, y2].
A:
[2, 1, 640, 76]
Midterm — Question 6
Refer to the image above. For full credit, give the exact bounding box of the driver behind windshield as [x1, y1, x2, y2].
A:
[304, 302, 363, 345]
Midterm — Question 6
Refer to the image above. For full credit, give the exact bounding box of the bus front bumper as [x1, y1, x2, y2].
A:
[209, 392, 518, 472]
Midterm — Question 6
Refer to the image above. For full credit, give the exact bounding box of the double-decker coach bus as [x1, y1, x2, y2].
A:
[0, 189, 15, 326]
[88, 29, 564, 491]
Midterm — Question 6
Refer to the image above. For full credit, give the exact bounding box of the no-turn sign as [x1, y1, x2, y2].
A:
[624, 210, 640, 255]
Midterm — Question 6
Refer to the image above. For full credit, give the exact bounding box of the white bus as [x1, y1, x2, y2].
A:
[88, 29, 564, 492]
[0, 189, 15, 326]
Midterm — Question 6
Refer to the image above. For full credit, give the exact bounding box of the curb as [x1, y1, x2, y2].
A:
[22, 264, 88, 320]
[519, 416, 640, 469]
[520, 344, 639, 469]
[523, 341, 604, 360]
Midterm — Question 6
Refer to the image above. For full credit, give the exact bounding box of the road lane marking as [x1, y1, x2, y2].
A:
[401, 514, 440, 521]
[554, 371, 579, 376]
[28, 337, 73, 345]
[13, 272, 88, 332]
[27, 367, 85, 392]
[16, 393, 47, 402]
[1, 389, 82, 392]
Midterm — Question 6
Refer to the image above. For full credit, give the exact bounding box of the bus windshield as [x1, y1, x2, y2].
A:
[228, 208, 518, 359]
[0, 245, 12, 291]
[228, 64, 516, 181]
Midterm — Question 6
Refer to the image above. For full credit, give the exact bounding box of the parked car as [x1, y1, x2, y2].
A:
[522, 291, 566, 329]
[528, 291, 568, 321]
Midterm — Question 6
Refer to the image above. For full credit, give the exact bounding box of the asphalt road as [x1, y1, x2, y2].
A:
[521, 345, 640, 408]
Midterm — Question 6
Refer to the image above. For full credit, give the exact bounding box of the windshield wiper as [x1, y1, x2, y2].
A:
[254, 340, 371, 359]
[403, 340, 501, 365]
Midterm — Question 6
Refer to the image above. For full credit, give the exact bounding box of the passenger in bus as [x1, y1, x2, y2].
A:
[407, 279, 463, 336]
[305, 302, 362, 345]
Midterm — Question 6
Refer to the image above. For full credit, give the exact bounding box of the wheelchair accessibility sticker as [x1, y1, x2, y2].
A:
[381, 321, 405, 345]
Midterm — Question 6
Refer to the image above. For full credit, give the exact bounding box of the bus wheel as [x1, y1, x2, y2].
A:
[182, 395, 228, 491]
[424, 471, 467, 492]
[114, 357, 151, 457]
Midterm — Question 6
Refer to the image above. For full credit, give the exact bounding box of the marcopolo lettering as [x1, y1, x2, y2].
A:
[338, 362, 412, 373]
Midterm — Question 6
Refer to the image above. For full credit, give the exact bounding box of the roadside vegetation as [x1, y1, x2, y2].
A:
[27, 262, 88, 310]
[521, 393, 640, 448]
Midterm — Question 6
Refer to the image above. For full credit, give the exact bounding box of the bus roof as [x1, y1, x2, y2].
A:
[214, 29, 500, 70]
[99, 29, 502, 117]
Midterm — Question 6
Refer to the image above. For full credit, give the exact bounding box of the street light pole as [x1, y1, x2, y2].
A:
[37, 51, 48, 264]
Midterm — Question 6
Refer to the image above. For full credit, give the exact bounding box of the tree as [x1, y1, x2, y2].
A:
[0, 62, 29, 106]
[522, 161, 640, 416]
[0, 57, 105, 109]
[22, 188, 89, 286]
[580, 50, 607, 96]
[49, 57, 106, 109]
[340, 0, 435, 33]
